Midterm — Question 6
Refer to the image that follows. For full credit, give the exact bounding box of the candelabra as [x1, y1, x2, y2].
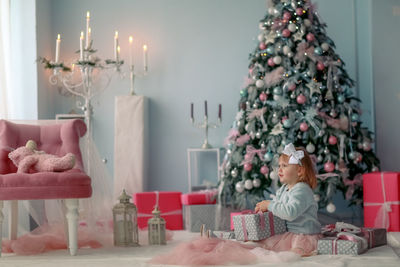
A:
[38, 12, 149, 176]
[190, 101, 222, 149]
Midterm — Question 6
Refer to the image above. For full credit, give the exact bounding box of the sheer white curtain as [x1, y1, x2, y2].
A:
[0, 0, 10, 119]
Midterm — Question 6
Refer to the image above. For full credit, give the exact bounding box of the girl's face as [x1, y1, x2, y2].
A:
[278, 156, 301, 186]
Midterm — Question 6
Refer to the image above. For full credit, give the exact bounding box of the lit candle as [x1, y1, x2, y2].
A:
[55, 34, 61, 63]
[80, 31, 84, 60]
[129, 36, 133, 66]
[71, 63, 75, 72]
[114, 31, 119, 61]
[204, 100, 208, 117]
[143, 44, 148, 71]
[191, 103, 194, 119]
[86, 11, 90, 49]
[88, 27, 91, 48]
[218, 104, 222, 120]
[117, 45, 121, 62]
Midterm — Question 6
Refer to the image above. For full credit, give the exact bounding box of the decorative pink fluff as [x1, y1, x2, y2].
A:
[8, 146, 75, 173]
[1, 224, 103, 255]
[1, 223, 174, 255]
[149, 236, 303, 265]
[149, 237, 258, 266]
[235, 134, 250, 147]
[264, 67, 285, 87]
[256, 232, 322, 256]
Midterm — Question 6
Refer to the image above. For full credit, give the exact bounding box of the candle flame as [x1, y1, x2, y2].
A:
[88, 28, 91, 34]
[143, 44, 148, 51]
[115, 31, 119, 38]
[80, 31, 84, 39]
[86, 11, 90, 19]
[129, 36, 133, 44]
[57, 34, 61, 40]
[71, 64, 75, 71]
[117, 45, 121, 53]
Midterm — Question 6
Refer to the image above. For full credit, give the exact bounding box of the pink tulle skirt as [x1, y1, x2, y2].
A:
[256, 232, 322, 256]
[149, 233, 319, 266]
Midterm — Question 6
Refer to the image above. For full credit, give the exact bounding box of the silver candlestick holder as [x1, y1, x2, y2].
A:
[129, 64, 148, 95]
[190, 101, 222, 149]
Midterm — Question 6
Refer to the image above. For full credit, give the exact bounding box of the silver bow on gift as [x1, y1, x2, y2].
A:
[282, 143, 304, 165]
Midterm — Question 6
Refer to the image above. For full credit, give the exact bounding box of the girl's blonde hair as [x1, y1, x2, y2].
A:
[279, 146, 317, 189]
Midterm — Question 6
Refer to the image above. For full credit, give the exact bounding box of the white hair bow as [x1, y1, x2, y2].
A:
[282, 143, 304, 165]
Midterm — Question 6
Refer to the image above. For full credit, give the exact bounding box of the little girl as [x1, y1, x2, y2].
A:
[150, 143, 321, 265]
[255, 143, 321, 256]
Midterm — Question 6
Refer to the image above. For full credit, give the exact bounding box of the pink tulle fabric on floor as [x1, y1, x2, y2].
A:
[149, 236, 302, 266]
[256, 232, 322, 256]
[1, 223, 174, 255]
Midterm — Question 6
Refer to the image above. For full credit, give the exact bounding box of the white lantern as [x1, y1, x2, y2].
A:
[148, 205, 166, 245]
[113, 189, 139, 247]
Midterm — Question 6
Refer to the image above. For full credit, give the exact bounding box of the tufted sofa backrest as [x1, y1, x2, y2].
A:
[0, 119, 87, 174]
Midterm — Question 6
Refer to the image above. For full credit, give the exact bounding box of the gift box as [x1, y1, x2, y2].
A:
[233, 211, 287, 241]
[183, 204, 216, 232]
[363, 172, 400, 231]
[359, 228, 387, 248]
[181, 189, 217, 205]
[317, 234, 368, 255]
[133, 191, 183, 230]
[213, 230, 235, 240]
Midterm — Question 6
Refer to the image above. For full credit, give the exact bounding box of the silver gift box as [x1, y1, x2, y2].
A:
[183, 204, 216, 232]
[317, 236, 368, 255]
[233, 212, 287, 241]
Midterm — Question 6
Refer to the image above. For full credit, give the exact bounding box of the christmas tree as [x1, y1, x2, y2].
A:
[219, 0, 380, 213]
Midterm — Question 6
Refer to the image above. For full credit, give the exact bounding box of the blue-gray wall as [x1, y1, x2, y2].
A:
[33, 1, 395, 211]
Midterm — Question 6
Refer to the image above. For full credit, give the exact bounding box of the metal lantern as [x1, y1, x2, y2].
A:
[113, 189, 139, 247]
[148, 205, 166, 245]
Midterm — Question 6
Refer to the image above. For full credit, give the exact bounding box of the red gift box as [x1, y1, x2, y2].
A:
[181, 190, 217, 205]
[363, 172, 400, 231]
[133, 191, 183, 230]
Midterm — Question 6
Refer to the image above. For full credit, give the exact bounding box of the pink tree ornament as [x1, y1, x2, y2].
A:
[259, 92, 267, 102]
[244, 163, 253, 172]
[260, 165, 269, 175]
[282, 29, 291, 38]
[296, 94, 306, 104]
[324, 162, 335, 172]
[328, 135, 337, 145]
[299, 122, 308, 132]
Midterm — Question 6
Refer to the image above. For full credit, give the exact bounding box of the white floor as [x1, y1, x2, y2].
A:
[1, 231, 399, 267]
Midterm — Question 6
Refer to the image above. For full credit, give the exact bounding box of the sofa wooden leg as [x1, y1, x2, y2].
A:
[0, 200, 4, 257]
[65, 199, 79, 256]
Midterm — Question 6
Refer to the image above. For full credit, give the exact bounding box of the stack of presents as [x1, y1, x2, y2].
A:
[132, 171, 399, 255]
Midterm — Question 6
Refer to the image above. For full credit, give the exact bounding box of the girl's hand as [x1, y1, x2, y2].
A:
[255, 200, 270, 213]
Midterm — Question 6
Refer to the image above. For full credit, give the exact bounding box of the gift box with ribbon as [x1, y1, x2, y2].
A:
[184, 204, 216, 232]
[317, 232, 368, 255]
[213, 230, 235, 240]
[321, 222, 387, 249]
[133, 191, 183, 230]
[181, 189, 218, 205]
[359, 228, 387, 249]
[363, 172, 400, 231]
[233, 211, 287, 241]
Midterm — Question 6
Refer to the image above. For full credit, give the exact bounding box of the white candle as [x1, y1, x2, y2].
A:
[129, 36, 133, 66]
[55, 34, 61, 63]
[143, 44, 148, 71]
[80, 31, 84, 60]
[88, 27, 91, 48]
[114, 31, 119, 61]
[117, 45, 121, 62]
[86, 11, 90, 49]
